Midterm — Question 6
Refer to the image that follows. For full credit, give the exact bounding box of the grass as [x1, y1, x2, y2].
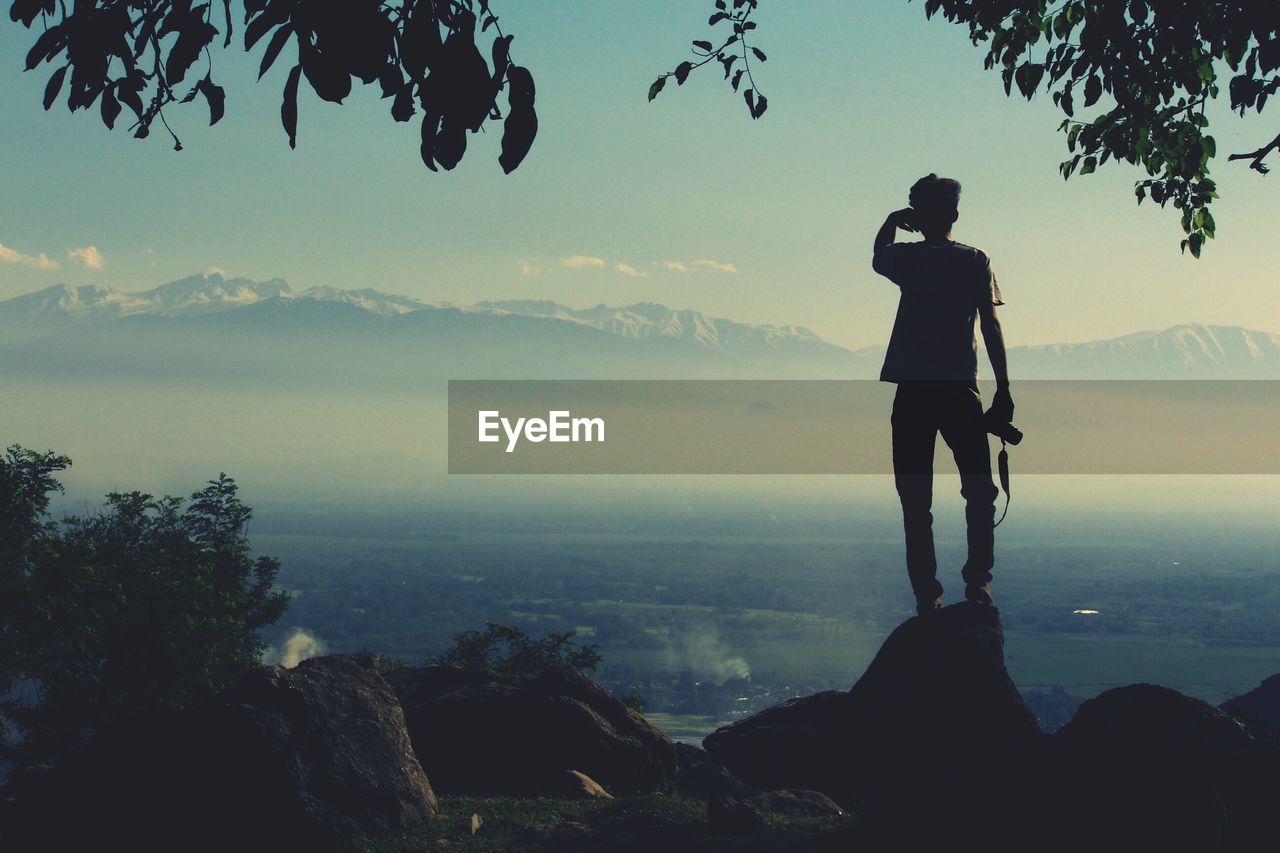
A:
[361, 794, 852, 852]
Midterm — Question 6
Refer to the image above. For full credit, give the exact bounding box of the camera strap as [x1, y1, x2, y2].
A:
[994, 440, 1011, 528]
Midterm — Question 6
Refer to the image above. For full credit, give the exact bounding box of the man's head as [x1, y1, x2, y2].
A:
[908, 174, 961, 240]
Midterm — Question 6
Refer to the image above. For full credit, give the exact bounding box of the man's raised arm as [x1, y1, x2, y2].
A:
[874, 208, 917, 253]
[872, 209, 917, 281]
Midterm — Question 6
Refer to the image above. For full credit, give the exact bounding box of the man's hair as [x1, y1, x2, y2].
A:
[909, 174, 962, 215]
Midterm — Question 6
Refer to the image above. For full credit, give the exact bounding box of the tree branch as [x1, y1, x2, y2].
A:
[1228, 131, 1280, 174]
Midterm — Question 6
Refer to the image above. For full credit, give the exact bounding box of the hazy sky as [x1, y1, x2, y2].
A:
[2, 1, 1278, 350]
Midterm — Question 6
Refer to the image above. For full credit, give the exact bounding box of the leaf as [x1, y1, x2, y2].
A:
[100, 87, 121, 130]
[222, 0, 233, 48]
[1079, 155, 1097, 175]
[693, 40, 713, 52]
[709, 12, 727, 25]
[499, 102, 536, 173]
[744, 87, 754, 113]
[1084, 74, 1102, 107]
[43, 64, 67, 111]
[1186, 231, 1204, 258]
[258, 24, 293, 79]
[245, 11, 279, 50]
[392, 83, 416, 122]
[281, 63, 301, 149]
[674, 61, 692, 85]
[731, 68, 744, 91]
[420, 111, 439, 172]
[117, 80, 144, 118]
[752, 47, 766, 62]
[753, 93, 767, 118]
[10, 0, 49, 27]
[199, 78, 225, 125]
[167, 22, 217, 86]
[648, 76, 666, 101]
[379, 63, 403, 98]
[500, 64, 537, 173]
[25, 23, 64, 70]
[302, 52, 352, 104]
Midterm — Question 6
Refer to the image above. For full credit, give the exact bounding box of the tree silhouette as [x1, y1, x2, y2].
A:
[11, 0, 770, 173]
[11, 1, 1277, 251]
[0, 447, 288, 762]
[912, 0, 1280, 256]
[429, 622, 602, 677]
[11, 0, 539, 172]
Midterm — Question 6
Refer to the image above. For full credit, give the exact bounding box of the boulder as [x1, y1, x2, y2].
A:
[1058, 682, 1253, 756]
[703, 602, 1042, 811]
[706, 795, 767, 833]
[1046, 683, 1273, 853]
[385, 664, 676, 796]
[672, 742, 759, 801]
[744, 789, 846, 818]
[7, 654, 436, 852]
[203, 653, 439, 844]
[557, 769, 614, 799]
[1222, 672, 1280, 741]
[517, 812, 688, 852]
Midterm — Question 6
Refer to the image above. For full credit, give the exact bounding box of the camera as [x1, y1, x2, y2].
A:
[982, 411, 1023, 446]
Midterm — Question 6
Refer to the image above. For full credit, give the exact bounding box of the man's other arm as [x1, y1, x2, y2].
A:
[979, 300, 1014, 420]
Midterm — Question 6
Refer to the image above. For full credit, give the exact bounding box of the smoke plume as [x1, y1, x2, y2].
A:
[265, 628, 327, 669]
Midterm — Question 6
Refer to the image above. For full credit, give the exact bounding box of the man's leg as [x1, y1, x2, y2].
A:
[891, 386, 942, 605]
[939, 387, 999, 589]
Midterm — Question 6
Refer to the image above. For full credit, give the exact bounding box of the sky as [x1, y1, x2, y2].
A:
[2, 0, 1279, 350]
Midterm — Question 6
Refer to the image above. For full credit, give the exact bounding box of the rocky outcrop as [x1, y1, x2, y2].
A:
[557, 769, 614, 799]
[1047, 683, 1275, 853]
[742, 789, 846, 817]
[5, 654, 436, 852]
[704, 602, 1042, 813]
[384, 664, 676, 796]
[700, 606, 1280, 852]
[203, 654, 439, 844]
[672, 742, 759, 801]
[1222, 673, 1280, 740]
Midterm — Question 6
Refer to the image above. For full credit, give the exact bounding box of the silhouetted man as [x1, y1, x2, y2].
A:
[872, 174, 1013, 616]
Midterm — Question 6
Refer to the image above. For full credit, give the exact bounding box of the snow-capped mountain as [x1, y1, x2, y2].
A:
[1007, 323, 1280, 378]
[0, 273, 873, 382]
[0, 274, 286, 336]
[475, 300, 826, 354]
[0, 274, 846, 358]
[2, 274, 1278, 380]
[0, 273, 441, 340]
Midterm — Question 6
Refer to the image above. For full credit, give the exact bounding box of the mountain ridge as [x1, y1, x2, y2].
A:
[2, 274, 1279, 378]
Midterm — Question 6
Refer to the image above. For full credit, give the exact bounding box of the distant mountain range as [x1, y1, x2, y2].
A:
[2, 273, 1278, 381]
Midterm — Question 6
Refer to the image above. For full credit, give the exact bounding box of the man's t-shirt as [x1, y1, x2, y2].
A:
[872, 240, 1004, 383]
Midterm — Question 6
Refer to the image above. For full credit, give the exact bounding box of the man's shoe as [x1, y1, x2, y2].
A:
[916, 597, 942, 617]
[964, 583, 994, 605]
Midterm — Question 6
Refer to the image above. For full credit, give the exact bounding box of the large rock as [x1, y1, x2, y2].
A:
[672, 742, 759, 801]
[1046, 683, 1275, 853]
[1222, 672, 1280, 740]
[703, 602, 1042, 812]
[6, 654, 436, 851]
[384, 664, 676, 796]
[205, 654, 439, 843]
